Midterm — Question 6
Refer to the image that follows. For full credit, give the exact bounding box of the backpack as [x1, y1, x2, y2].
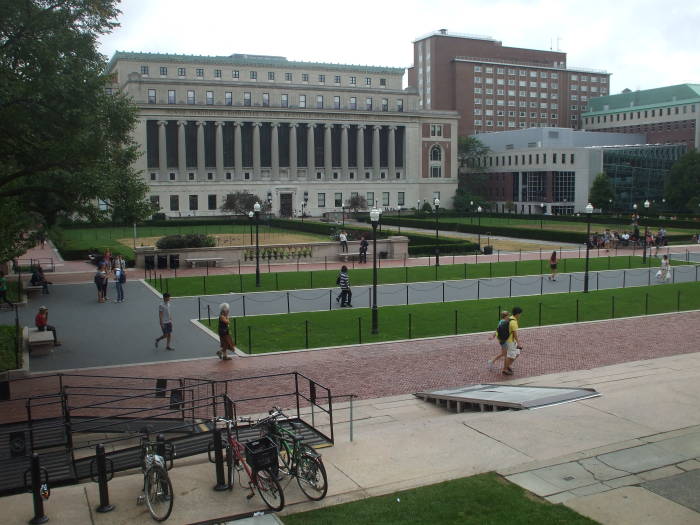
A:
[118, 269, 126, 284]
[496, 319, 510, 343]
[94, 272, 104, 285]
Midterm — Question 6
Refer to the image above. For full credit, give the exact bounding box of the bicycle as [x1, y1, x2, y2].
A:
[213, 416, 285, 512]
[136, 436, 175, 522]
[256, 407, 328, 501]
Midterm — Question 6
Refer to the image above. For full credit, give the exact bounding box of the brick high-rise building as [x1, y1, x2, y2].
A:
[407, 29, 611, 137]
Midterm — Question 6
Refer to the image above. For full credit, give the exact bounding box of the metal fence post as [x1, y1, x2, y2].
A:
[538, 303, 542, 326]
[242, 295, 246, 317]
[95, 444, 115, 512]
[569, 274, 572, 293]
[442, 282, 445, 302]
[477, 279, 480, 300]
[27, 453, 48, 525]
[454, 310, 458, 334]
[207, 305, 211, 327]
[540, 275, 543, 295]
[623, 270, 626, 289]
[406, 284, 409, 305]
[212, 427, 227, 491]
[328, 289, 332, 310]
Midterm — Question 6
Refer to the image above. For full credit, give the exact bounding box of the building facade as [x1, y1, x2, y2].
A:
[106, 52, 459, 218]
[407, 29, 611, 138]
[582, 84, 700, 149]
[469, 128, 651, 214]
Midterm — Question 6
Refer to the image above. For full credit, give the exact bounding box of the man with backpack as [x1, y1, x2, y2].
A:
[502, 306, 524, 376]
[114, 265, 126, 302]
[337, 265, 352, 307]
[488, 311, 510, 371]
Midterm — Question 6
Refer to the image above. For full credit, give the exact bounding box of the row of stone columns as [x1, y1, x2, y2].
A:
[157, 121, 400, 179]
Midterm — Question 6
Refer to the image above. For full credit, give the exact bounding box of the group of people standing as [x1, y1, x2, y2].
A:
[94, 253, 127, 303]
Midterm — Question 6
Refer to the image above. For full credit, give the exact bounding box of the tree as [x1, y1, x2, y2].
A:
[454, 136, 491, 212]
[665, 150, 700, 213]
[588, 173, 615, 211]
[0, 0, 153, 262]
[220, 192, 265, 215]
[346, 194, 367, 212]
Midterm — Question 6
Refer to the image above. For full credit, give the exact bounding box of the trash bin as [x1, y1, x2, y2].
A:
[169, 254, 180, 269]
[157, 255, 168, 269]
[483, 245, 493, 255]
[145, 255, 155, 270]
[379, 251, 388, 259]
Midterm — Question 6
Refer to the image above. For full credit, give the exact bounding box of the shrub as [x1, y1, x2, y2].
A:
[156, 234, 216, 250]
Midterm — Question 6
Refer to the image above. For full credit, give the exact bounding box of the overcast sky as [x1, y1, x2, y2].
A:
[99, 0, 700, 94]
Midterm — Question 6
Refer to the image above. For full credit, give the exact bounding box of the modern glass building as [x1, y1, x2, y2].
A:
[602, 144, 687, 211]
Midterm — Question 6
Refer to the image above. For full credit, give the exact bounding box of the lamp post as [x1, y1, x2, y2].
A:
[608, 198, 613, 215]
[397, 206, 402, 234]
[477, 206, 483, 251]
[470, 200, 474, 224]
[434, 198, 440, 266]
[416, 199, 421, 216]
[252, 202, 261, 287]
[583, 203, 593, 293]
[642, 199, 650, 263]
[341, 205, 345, 227]
[247, 211, 254, 244]
[370, 207, 381, 334]
[300, 201, 306, 222]
[540, 202, 545, 229]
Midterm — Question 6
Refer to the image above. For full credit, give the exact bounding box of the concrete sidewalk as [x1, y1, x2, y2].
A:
[4, 351, 700, 524]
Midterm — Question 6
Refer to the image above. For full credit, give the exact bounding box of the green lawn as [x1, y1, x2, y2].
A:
[0, 325, 20, 371]
[152, 255, 680, 296]
[200, 281, 700, 354]
[284, 472, 598, 525]
[53, 223, 327, 261]
[402, 215, 695, 236]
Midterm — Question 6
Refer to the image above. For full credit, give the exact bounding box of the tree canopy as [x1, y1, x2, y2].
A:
[588, 173, 615, 210]
[0, 0, 153, 262]
[453, 136, 491, 212]
[665, 150, 700, 213]
[220, 192, 269, 215]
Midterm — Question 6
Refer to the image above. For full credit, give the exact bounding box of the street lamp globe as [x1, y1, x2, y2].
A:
[633, 203, 638, 211]
[248, 211, 254, 218]
[585, 203, 593, 214]
[434, 198, 440, 208]
[370, 207, 380, 223]
[253, 201, 261, 213]
[477, 206, 483, 213]
[470, 201, 474, 206]
[644, 200, 650, 209]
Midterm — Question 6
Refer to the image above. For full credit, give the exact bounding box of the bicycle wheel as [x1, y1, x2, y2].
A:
[296, 450, 328, 500]
[144, 465, 174, 521]
[255, 468, 285, 512]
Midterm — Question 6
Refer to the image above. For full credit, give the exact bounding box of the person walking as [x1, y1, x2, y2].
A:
[338, 265, 352, 307]
[94, 264, 107, 303]
[155, 293, 174, 350]
[488, 310, 510, 371]
[114, 265, 126, 302]
[0, 271, 14, 309]
[502, 306, 523, 376]
[216, 303, 234, 361]
[35, 306, 61, 346]
[548, 251, 558, 281]
[339, 230, 348, 253]
[359, 235, 369, 263]
[657, 254, 671, 282]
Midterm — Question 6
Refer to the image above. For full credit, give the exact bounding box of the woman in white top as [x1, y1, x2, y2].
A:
[657, 255, 670, 282]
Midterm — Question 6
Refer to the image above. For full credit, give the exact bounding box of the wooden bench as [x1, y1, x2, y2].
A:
[28, 329, 55, 355]
[24, 282, 43, 295]
[184, 257, 224, 268]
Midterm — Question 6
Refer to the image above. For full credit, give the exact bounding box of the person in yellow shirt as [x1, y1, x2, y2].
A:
[503, 306, 523, 376]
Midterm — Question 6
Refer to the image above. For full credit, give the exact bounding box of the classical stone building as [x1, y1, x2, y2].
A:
[106, 52, 459, 217]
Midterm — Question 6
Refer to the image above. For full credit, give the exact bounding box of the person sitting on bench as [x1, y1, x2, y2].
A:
[35, 306, 61, 346]
[30, 265, 51, 294]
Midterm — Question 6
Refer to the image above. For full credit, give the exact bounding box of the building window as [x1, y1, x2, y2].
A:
[159, 66, 167, 76]
[250, 71, 257, 80]
[196, 68, 204, 78]
[233, 70, 239, 79]
[187, 90, 195, 104]
[382, 98, 389, 111]
[214, 69, 222, 78]
[553, 171, 575, 202]
[170, 195, 179, 211]
[317, 193, 325, 207]
[207, 172, 214, 180]
[334, 192, 342, 207]
[285, 72, 292, 81]
[318, 74, 325, 83]
[206, 91, 214, 105]
[429, 145, 442, 178]
[366, 97, 372, 110]
[225, 172, 232, 180]
[397, 99, 404, 112]
[225, 92, 232, 105]
[189, 195, 198, 210]
[262, 93, 270, 107]
[299, 95, 306, 108]
[366, 192, 374, 206]
[349, 97, 357, 110]
[244, 172, 250, 180]
[148, 89, 156, 104]
[302, 73, 309, 82]
[430, 124, 443, 137]
[244, 92, 251, 106]
[140, 65, 149, 75]
[333, 96, 340, 109]
[474, 66, 482, 72]
[365, 172, 371, 179]
[150, 195, 160, 209]
[398, 192, 405, 206]
[168, 90, 176, 104]
[208, 195, 217, 210]
[170, 172, 176, 181]
[281, 94, 288, 108]
[177, 67, 186, 77]
[382, 192, 390, 206]
[365, 77, 372, 86]
[150, 172, 157, 181]
[350, 76, 357, 85]
[268, 71, 275, 81]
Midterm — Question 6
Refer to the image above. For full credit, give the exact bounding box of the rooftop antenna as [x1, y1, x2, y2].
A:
[556, 36, 562, 51]
[550, 38, 553, 51]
